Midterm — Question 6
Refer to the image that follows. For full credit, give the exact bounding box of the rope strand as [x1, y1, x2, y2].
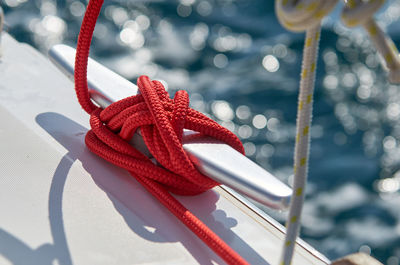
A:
[280, 25, 321, 265]
[275, 1, 338, 264]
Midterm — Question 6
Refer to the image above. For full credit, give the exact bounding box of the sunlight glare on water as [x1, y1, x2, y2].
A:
[3, 0, 400, 263]
[262, 55, 280, 72]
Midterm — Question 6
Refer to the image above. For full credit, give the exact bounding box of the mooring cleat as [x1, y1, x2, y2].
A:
[48, 44, 292, 210]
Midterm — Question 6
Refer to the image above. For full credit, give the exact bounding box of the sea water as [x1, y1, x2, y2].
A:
[3, 0, 400, 263]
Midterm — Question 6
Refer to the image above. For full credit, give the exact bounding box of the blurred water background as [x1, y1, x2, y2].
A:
[3, 0, 400, 263]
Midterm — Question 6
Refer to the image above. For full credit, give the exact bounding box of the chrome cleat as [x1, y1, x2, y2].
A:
[49, 44, 292, 209]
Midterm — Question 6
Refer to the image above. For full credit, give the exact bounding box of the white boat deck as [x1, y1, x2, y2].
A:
[0, 33, 329, 265]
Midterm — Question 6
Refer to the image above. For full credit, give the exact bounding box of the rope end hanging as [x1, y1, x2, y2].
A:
[275, 1, 338, 264]
[75, 0, 104, 114]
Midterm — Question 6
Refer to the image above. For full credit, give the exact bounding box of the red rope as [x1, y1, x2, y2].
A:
[75, 1, 248, 264]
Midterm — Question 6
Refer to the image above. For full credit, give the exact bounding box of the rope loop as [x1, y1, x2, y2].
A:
[275, 0, 338, 32]
[275, 1, 336, 264]
[341, 0, 400, 83]
[86, 75, 244, 196]
[341, 0, 384, 27]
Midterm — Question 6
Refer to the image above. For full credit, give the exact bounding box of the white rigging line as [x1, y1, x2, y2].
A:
[275, 0, 400, 264]
[275, 2, 338, 264]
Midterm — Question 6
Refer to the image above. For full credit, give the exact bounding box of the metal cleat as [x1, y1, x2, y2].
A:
[48, 44, 292, 210]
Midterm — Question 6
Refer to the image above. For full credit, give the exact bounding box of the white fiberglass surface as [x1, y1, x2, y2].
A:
[0, 33, 327, 265]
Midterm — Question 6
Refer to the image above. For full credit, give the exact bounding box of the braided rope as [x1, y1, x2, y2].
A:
[342, 0, 400, 83]
[281, 25, 321, 265]
[74, 1, 250, 264]
[275, 1, 338, 264]
[276, 0, 338, 32]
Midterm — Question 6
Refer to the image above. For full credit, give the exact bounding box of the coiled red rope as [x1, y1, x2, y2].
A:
[74, 0, 249, 264]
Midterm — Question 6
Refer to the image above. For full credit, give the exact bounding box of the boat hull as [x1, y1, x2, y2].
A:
[0, 33, 328, 265]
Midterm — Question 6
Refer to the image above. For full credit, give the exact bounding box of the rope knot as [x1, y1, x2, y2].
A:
[341, 0, 384, 27]
[75, 1, 248, 262]
[275, 0, 338, 32]
[85, 75, 244, 196]
[341, 0, 400, 83]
